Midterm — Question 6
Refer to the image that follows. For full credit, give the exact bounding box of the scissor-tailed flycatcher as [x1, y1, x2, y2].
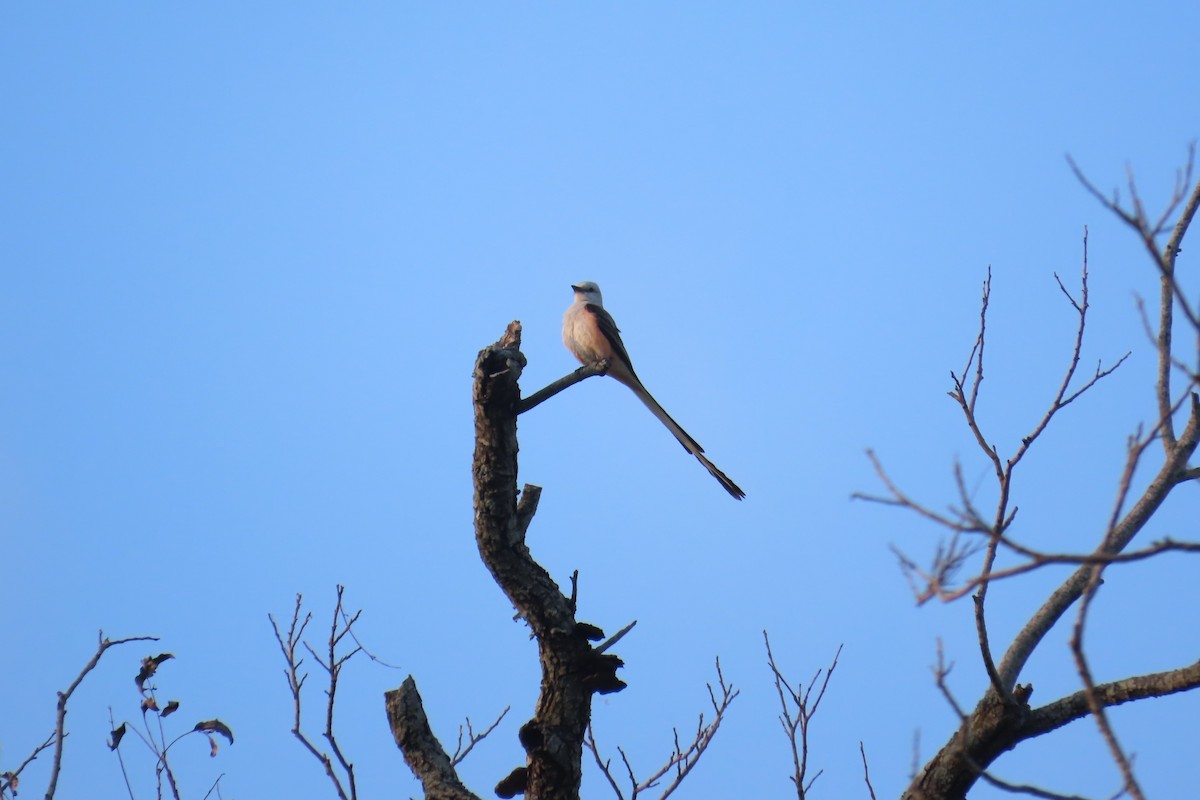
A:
[562, 281, 745, 500]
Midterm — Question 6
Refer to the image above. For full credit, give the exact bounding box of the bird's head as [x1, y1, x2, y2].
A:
[571, 281, 603, 306]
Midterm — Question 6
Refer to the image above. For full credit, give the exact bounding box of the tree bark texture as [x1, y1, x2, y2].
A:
[906, 655, 1200, 799]
[385, 677, 478, 800]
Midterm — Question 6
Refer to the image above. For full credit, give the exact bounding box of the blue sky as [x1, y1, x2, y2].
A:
[2, 4, 1198, 799]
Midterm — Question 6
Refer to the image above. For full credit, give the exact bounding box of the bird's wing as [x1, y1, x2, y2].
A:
[586, 303, 638, 379]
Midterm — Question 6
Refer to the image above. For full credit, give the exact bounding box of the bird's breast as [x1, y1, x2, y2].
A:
[563, 305, 606, 364]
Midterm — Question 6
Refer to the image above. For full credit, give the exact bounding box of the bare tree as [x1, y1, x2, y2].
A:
[857, 152, 1200, 798]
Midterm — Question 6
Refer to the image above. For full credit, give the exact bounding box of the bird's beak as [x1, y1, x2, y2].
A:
[570, 284, 582, 292]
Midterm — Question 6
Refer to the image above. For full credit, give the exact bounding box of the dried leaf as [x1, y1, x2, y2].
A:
[141, 697, 159, 713]
[208, 734, 218, 757]
[193, 719, 234, 744]
[109, 723, 127, 750]
[135, 653, 175, 690]
[162, 700, 180, 717]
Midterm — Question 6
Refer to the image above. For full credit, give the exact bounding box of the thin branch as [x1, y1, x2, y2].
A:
[1163, 145, 1200, 263]
[269, 590, 358, 800]
[1070, 569, 1144, 800]
[616, 746, 638, 797]
[450, 706, 511, 767]
[964, 267, 992, 418]
[853, 451, 990, 535]
[338, 602, 401, 670]
[1134, 294, 1200, 395]
[568, 569, 580, 615]
[584, 724, 627, 800]
[0, 731, 55, 799]
[596, 620, 638, 655]
[587, 660, 737, 800]
[976, 769, 1092, 800]
[890, 536, 987, 605]
[1069, 151, 1200, 383]
[324, 586, 360, 800]
[1011, 239, 1095, 464]
[905, 535, 1200, 603]
[516, 362, 608, 414]
[859, 741, 877, 800]
[966, 235, 1126, 698]
[764, 633, 842, 800]
[998, 396, 1200, 690]
[201, 773, 226, 800]
[932, 638, 968, 721]
[972, 584, 1004, 698]
[1153, 153, 1200, 449]
[1024, 659, 1200, 739]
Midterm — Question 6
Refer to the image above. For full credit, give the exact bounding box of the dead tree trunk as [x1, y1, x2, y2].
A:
[387, 321, 624, 800]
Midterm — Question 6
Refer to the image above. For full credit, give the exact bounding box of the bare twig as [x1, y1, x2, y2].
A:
[1069, 150, 1200, 457]
[106, 708, 136, 800]
[1070, 569, 1144, 800]
[338, 603, 401, 670]
[270, 588, 362, 800]
[516, 361, 608, 414]
[201, 773, 226, 800]
[568, 569, 580, 615]
[586, 659, 738, 800]
[859, 741, 877, 800]
[764, 633, 842, 799]
[853, 451, 990, 535]
[931, 639, 968, 721]
[976, 768, 1092, 800]
[1068, 149, 1199, 332]
[0, 731, 55, 799]
[596, 620, 638, 655]
[1133, 294, 1200, 394]
[450, 706, 511, 767]
[584, 724, 627, 800]
[896, 534, 1200, 603]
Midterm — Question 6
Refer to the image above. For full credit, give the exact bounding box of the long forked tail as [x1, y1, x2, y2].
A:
[629, 383, 746, 500]
[693, 451, 747, 500]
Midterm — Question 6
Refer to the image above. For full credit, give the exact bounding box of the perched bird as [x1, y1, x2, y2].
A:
[562, 281, 745, 500]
